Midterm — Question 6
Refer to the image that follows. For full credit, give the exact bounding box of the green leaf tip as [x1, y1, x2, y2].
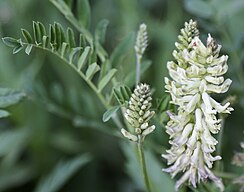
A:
[102, 106, 120, 122]
[2, 37, 19, 48]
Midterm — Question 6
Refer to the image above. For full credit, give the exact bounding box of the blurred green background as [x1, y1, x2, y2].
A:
[0, 0, 244, 191]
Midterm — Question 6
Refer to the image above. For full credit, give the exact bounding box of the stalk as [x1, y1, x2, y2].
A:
[137, 140, 151, 192]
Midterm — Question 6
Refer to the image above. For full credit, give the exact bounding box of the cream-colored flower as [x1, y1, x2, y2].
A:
[162, 20, 233, 191]
[121, 83, 155, 142]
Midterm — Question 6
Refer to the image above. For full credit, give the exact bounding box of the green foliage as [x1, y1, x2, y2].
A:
[113, 85, 132, 106]
[34, 154, 91, 192]
[1, 0, 244, 191]
[2, 21, 119, 104]
[110, 32, 135, 67]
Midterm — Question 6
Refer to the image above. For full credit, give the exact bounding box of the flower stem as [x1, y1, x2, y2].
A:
[137, 141, 151, 192]
[136, 54, 142, 85]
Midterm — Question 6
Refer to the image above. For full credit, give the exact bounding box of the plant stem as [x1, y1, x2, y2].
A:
[214, 171, 238, 179]
[136, 54, 142, 85]
[137, 140, 151, 192]
[216, 115, 225, 171]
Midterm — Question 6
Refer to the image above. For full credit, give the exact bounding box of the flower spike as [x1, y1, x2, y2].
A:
[121, 83, 155, 142]
[162, 20, 233, 191]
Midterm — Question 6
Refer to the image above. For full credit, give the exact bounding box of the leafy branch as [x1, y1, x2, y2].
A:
[2, 21, 117, 112]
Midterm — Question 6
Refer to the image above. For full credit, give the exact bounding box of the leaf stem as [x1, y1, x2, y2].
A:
[137, 140, 151, 192]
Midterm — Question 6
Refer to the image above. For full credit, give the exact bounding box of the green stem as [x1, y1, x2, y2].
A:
[137, 141, 151, 192]
[214, 171, 238, 180]
[216, 115, 225, 171]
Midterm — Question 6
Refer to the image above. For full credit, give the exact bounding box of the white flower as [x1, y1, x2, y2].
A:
[162, 20, 233, 191]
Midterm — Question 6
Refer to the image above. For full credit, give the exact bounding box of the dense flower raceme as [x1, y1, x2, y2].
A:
[121, 83, 155, 142]
[162, 20, 233, 191]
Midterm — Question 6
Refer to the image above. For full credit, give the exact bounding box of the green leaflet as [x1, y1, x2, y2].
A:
[66, 27, 75, 48]
[21, 29, 33, 43]
[2, 37, 23, 54]
[2, 37, 19, 48]
[113, 85, 132, 105]
[98, 69, 117, 92]
[0, 110, 9, 118]
[13, 44, 24, 54]
[54, 22, 65, 49]
[33, 21, 42, 44]
[0, 88, 25, 108]
[102, 105, 120, 122]
[95, 19, 109, 62]
[0, 130, 29, 156]
[49, 24, 55, 46]
[85, 63, 100, 80]
[34, 154, 91, 192]
[0, 165, 34, 191]
[42, 36, 49, 48]
[156, 94, 171, 113]
[25, 44, 33, 55]
[77, 0, 91, 28]
[184, 0, 213, 19]
[60, 42, 69, 58]
[95, 19, 109, 44]
[77, 46, 91, 71]
[69, 47, 82, 64]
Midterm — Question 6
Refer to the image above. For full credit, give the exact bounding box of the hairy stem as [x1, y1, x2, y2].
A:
[135, 54, 142, 85]
[137, 141, 151, 192]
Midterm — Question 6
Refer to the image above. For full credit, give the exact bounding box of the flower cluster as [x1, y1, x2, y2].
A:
[121, 83, 155, 142]
[162, 20, 233, 191]
[134, 23, 148, 59]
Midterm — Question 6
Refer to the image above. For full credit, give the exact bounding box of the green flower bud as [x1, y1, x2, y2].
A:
[121, 83, 155, 142]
